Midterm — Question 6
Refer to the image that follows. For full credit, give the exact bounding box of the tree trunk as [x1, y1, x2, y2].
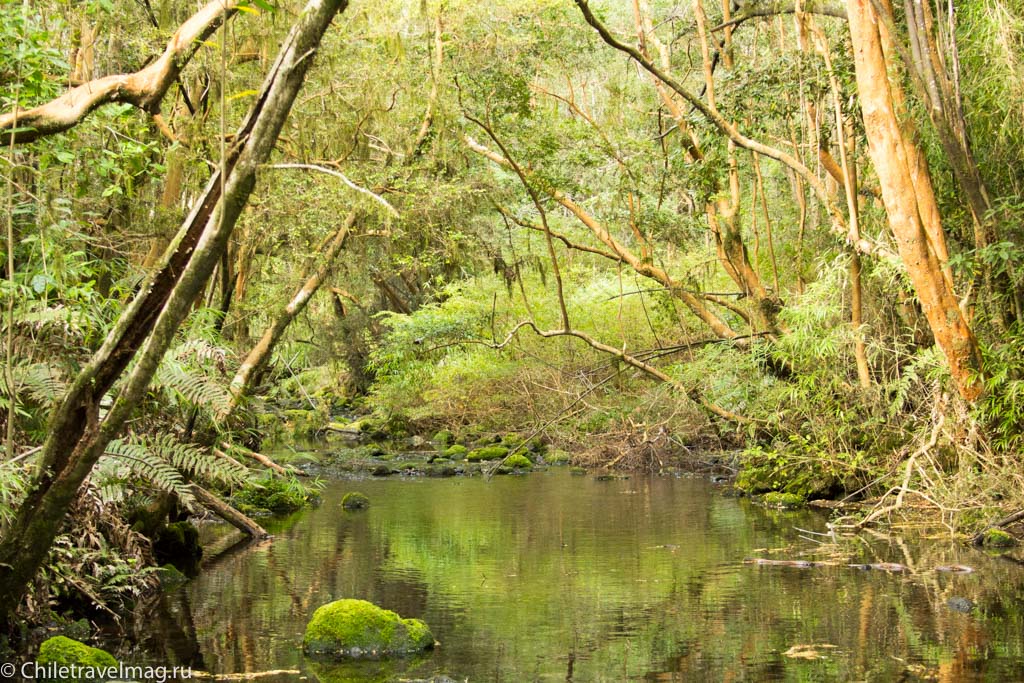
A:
[845, 0, 982, 401]
[228, 211, 356, 406]
[0, 0, 350, 626]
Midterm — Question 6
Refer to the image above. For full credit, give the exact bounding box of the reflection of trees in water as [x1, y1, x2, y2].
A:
[136, 475, 1024, 681]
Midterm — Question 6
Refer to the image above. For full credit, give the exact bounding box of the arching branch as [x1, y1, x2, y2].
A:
[0, 0, 246, 144]
[711, 0, 847, 32]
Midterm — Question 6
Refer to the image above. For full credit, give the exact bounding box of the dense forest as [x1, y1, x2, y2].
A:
[2, 0, 1024, 663]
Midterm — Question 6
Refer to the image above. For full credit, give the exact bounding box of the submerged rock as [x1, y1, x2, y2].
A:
[38, 636, 117, 669]
[341, 492, 370, 510]
[946, 597, 976, 613]
[302, 599, 434, 659]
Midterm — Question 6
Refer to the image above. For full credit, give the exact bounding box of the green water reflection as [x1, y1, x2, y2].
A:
[147, 471, 1024, 681]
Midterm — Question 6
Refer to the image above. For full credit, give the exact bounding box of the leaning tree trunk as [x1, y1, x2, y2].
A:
[228, 211, 356, 407]
[846, 0, 982, 401]
[0, 0, 350, 626]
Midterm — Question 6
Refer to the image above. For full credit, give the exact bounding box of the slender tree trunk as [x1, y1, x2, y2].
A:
[228, 211, 356, 406]
[0, 0, 349, 626]
[846, 0, 982, 401]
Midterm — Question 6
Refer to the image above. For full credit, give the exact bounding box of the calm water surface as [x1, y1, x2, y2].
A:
[140, 471, 1024, 681]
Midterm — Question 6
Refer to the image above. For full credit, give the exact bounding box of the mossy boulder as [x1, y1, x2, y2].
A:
[152, 521, 202, 574]
[37, 636, 117, 670]
[762, 492, 806, 509]
[982, 528, 1017, 548]
[442, 444, 467, 459]
[466, 446, 508, 462]
[432, 430, 454, 445]
[342, 492, 370, 510]
[302, 599, 434, 659]
[505, 453, 532, 469]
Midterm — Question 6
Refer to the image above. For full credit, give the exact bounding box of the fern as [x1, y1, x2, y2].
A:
[0, 361, 66, 404]
[97, 432, 252, 508]
[145, 433, 250, 484]
[100, 438, 196, 506]
[154, 357, 232, 419]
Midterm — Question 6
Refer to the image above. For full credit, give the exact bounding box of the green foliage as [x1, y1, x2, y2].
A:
[233, 474, 319, 514]
[761, 492, 806, 509]
[0, 5, 67, 109]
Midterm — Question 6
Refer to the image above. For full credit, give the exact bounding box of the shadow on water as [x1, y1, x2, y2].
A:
[138, 471, 1024, 682]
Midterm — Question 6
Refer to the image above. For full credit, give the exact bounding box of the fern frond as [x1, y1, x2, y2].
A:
[146, 433, 250, 485]
[154, 357, 232, 419]
[102, 438, 196, 506]
[0, 361, 66, 404]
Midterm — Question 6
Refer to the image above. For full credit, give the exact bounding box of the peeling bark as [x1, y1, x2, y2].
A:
[846, 0, 982, 401]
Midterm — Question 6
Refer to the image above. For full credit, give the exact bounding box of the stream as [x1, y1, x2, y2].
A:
[136, 470, 1024, 681]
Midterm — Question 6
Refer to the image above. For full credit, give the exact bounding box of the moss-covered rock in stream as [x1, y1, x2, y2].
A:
[441, 444, 467, 459]
[761, 492, 806, 509]
[432, 430, 454, 445]
[504, 453, 532, 469]
[342, 492, 370, 510]
[155, 564, 189, 588]
[466, 446, 508, 462]
[302, 599, 434, 659]
[981, 528, 1017, 548]
[152, 521, 202, 574]
[37, 636, 117, 671]
[233, 475, 317, 515]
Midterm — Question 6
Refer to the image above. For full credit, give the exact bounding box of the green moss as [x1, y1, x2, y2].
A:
[302, 599, 434, 658]
[526, 436, 547, 454]
[505, 453, 532, 469]
[762, 492, 806, 509]
[466, 446, 508, 462]
[501, 433, 525, 449]
[342, 492, 370, 510]
[982, 528, 1017, 548]
[432, 430, 454, 445]
[570, 466, 587, 475]
[443, 444, 468, 459]
[38, 636, 117, 670]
